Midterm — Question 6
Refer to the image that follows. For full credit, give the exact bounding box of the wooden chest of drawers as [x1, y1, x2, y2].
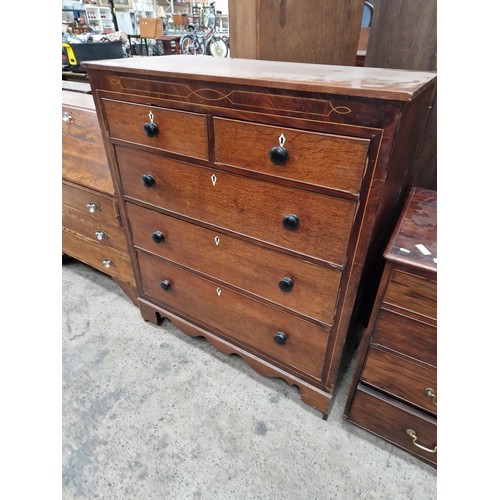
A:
[62, 82, 136, 303]
[84, 56, 436, 417]
[344, 187, 437, 465]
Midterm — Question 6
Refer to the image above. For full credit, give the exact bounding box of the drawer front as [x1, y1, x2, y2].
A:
[117, 146, 356, 265]
[348, 384, 437, 466]
[62, 103, 114, 195]
[137, 252, 328, 379]
[63, 182, 118, 226]
[214, 117, 369, 195]
[62, 203, 128, 251]
[127, 203, 341, 325]
[62, 228, 134, 284]
[102, 99, 208, 160]
[360, 346, 437, 415]
[372, 308, 436, 366]
[384, 269, 437, 319]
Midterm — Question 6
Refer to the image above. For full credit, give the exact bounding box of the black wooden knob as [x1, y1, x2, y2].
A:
[278, 277, 294, 292]
[273, 331, 288, 345]
[143, 121, 158, 137]
[151, 231, 165, 244]
[141, 174, 155, 188]
[160, 280, 171, 291]
[282, 214, 300, 231]
[269, 146, 288, 165]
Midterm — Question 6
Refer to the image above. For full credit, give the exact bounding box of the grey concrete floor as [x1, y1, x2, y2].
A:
[62, 260, 437, 499]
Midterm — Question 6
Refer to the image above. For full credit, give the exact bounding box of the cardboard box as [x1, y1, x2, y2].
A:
[139, 17, 163, 39]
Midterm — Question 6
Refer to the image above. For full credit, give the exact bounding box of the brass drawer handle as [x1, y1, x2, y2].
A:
[62, 112, 72, 122]
[95, 230, 107, 241]
[102, 259, 115, 269]
[424, 387, 437, 406]
[406, 429, 437, 454]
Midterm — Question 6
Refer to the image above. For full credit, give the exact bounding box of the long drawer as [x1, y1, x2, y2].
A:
[127, 203, 340, 325]
[62, 92, 114, 195]
[384, 269, 437, 319]
[102, 99, 209, 160]
[360, 346, 437, 415]
[117, 146, 357, 266]
[213, 117, 369, 195]
[371, 309, 436, 366]
[62, 228, 134, 284]
[137, 251, 329, 379]
[348, 384, 437, 467]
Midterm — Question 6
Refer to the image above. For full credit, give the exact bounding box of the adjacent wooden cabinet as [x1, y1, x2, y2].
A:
[84, 55, 436, 417]
[344, 187, 437, 466]
[62, 81, 137, 304]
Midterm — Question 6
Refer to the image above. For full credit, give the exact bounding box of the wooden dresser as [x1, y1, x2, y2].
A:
[84, 56, 436, 417]
[62, 81, 137, 304]
[344, 187, 437, 466]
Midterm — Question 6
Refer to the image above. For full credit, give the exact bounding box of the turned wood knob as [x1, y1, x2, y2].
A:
[143, 121, 158, 137]
[160, 280, 171, 291]
[269, 145, 288, 165]
[273, 331, 288, 345]
[151, 231, 165, 244]
[278, 277, 294, 292]
[141, 174, 155, 188]
[282, 214, 300, 231]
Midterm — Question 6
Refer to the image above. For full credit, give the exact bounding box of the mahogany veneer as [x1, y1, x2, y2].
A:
[83, 56, 436, 418]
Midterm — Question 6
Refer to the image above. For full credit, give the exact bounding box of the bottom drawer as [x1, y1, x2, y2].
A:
[137, 251, 328, 379]
[63, 228, 134, 284]
[347, 384, 437, 467]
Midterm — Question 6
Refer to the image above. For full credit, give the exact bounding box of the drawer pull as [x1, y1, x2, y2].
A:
[406, 429, 437, 454]
[424, 387, 437, 406]
[94, 230, 107, 241]
[160, 280, 171, 291]
[151, 230, 165, 244]
[269, 133, 288, 166]
[62, 112, 72, 122]
[143, 111, 159, 137]
[282, 214, 300, 231]
[102, 259, 114, 269]
[273, 331, 288, 345]
[278, 277, 294, 292]
[141, 174, 155, 188]
[86, 202, 100, 213]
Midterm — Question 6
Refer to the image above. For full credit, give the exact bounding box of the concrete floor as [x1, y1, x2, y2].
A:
[62, 260, 437, 499]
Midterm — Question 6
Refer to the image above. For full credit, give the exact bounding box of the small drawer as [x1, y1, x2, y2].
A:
[117, 146, 356, 266]
[137, 251, 329, 379]
[62, 202, 128, 250]
[360, 346, 437, 415]
[383, 269, 437, 320]
[62, 93, 114, 195]
[372, 308, 436, 366]
[62, 228, 134, 284]
[214, 117, 370, 195]
[62, 183, 118, 225]
[102, 99, 208, 160]
[347, 384, 437, 467]
[127, 203, 341, 325]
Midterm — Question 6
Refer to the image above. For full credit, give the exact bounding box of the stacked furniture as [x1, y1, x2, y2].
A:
[344, 187, 437, 466]
[83, 56, 436, 417]
[62, 81, 136, 304]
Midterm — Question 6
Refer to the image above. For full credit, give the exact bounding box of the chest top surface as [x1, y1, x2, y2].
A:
[384, 187, 437, 273]
[83, 55, 436, 101]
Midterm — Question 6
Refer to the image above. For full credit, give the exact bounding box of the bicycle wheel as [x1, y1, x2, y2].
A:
[208, 37, 228, 58]
[180, 35, 195, 55]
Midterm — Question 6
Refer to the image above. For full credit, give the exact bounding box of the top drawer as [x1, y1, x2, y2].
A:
[62, 92, 114, 195]
[383, 268, 436, 320]
[102, 99, 209, 160]
[214, 118, 369, 195]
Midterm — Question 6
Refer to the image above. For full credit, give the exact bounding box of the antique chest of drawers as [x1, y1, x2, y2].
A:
[84, 56, 436, 417]
[344, 187, 437, 465]
[62, 81, 136, 303]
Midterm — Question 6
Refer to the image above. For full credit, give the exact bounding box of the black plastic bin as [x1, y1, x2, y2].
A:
[62, 41, 125, 73]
